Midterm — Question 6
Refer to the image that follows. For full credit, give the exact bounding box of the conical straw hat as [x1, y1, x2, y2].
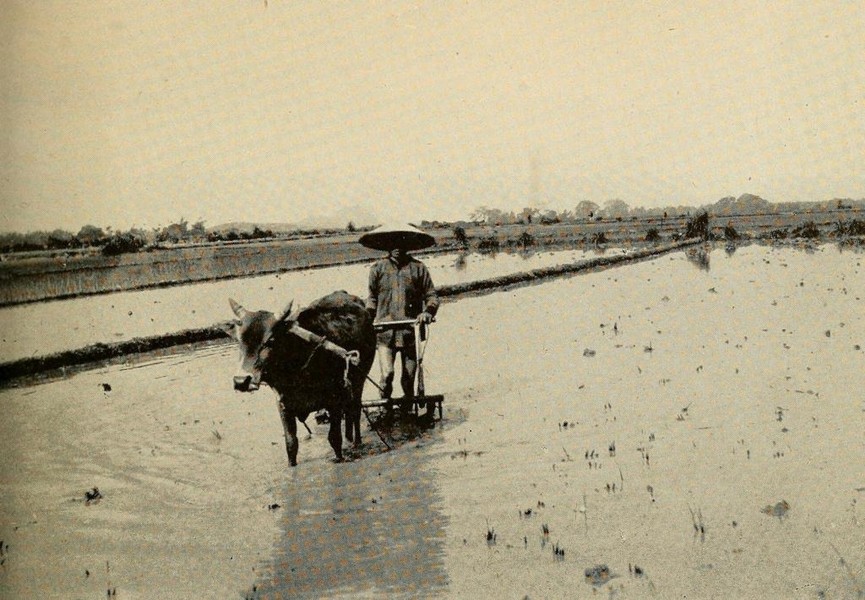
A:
[358, 223, 436, 251]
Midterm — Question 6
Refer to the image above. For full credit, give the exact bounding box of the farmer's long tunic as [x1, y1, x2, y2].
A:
[367, 256, 439, 348]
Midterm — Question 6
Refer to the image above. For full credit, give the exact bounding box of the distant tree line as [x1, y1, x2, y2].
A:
[4, 196, 861, 256]
[0, 225, 142, 254]
[465, 196, 864, 227]
[0, 218, 218, 255]
[465, 200, 696, 226]
[0, 218, 369, 256]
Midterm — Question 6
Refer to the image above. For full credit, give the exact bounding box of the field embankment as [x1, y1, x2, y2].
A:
[0, 239, 699, 383]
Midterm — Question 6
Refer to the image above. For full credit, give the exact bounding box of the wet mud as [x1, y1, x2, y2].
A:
[245, 445, 450, 599]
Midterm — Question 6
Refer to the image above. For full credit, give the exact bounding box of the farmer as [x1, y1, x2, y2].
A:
[360, 223, 439, 413]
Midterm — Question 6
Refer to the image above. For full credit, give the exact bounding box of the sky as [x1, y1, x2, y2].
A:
[1, 1, 863, 233]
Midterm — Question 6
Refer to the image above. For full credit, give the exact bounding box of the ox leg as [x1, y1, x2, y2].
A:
[278, 398, 299, 467]
[344, 396, 355, 443]
[343, 380, 362, 447]
[345, 409, 361, 446]
[351, 398, 362, 447]
[328, 408, 344, 462]
[344, 390, 362, 447]
[352, 376, 363, 445]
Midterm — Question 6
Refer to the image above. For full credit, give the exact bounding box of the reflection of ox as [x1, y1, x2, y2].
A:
[226, 291, 376, 466]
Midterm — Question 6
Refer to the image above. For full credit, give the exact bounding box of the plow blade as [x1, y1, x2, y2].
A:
[362, 395, 444, 420]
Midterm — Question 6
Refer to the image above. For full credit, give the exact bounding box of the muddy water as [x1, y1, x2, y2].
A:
[0, 248, 599, 364]
[0, 344, 454, 598]
[1, 244, 864, 598]
[0, 347, 291, 599]
[430, 243, 864, 599]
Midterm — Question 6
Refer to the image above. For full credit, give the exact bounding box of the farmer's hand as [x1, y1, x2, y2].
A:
[417, 312, 434, 324]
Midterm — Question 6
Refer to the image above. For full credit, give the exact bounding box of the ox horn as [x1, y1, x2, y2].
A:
[229, 298, 247, 318]
[277, 300, 295, 323]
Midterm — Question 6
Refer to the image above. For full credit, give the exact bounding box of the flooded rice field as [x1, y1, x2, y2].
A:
[0, 248, 602, 364]
[1, 243, 863, 598]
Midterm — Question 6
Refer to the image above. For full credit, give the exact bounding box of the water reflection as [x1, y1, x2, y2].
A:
[453, 252, 467, 271]
[835, 241, 865, 254]
[247, 442, 449, 598]
[685, 246, 711, 271]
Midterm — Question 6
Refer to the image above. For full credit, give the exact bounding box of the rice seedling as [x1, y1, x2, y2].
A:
[485, 519, 497, 546]
[585, 564, 611, 586]
[688, 505, 706, 541]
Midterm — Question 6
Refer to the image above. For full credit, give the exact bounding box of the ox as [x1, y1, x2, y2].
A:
[226, 290, 376, 466]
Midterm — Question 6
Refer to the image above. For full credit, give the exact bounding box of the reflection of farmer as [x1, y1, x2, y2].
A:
[360, 224, 439, 410]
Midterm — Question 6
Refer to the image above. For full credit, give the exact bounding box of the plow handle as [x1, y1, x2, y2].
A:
[414, 321, 425, 397]
[373, 317, 435, 331]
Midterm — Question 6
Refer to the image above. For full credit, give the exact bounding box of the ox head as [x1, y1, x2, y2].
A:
[225, 298, 295, 392]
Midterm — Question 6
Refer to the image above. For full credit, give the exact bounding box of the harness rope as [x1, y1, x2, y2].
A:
[299, 337, 327, 372]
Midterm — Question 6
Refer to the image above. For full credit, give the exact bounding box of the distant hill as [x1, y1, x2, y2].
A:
[212, 206, 379, 234]
[209, 222, 301, 234]
[295, 205, 379, 229]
